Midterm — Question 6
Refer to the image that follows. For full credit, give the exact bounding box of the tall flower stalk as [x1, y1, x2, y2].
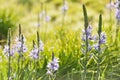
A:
[82, 5, 89, 80]
[37, 31, 40, 59]
[47, 52, 59, 80]
[16, 24, 27, 78]
[97, 14, 102, 80]
[8, 28, 11, 80]
[3, 29, 15, 80]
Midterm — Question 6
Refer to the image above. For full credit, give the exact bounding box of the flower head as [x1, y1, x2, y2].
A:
[116, 9, 120, 21]
[14, 36, 27, 53]
[30, 46, 39, 59]
[3, 45, 15, 56]
[61, 1, 68, 13]
[45, 15, 51, 22]
[100, 32, 106, 44]
[47, 58, 59, 75]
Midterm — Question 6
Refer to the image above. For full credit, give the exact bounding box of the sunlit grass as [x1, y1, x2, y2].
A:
[0, 0, 120, 80]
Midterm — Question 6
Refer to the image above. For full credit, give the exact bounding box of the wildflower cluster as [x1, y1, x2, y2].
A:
[61, 1, 68, 14]
[81, 25, 94, 53]
[14, 36, 27, 53]
[47, 54, 59, 76]
[107, 0, 120, 22]
[39, 10, 51, 22]
[94, 32, 106, 50]
[30, 40, 44, 59]
[81, 25, 106, 52]
[3, 45, 14, 56]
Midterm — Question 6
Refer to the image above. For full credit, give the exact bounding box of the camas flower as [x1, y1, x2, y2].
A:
[45, 15, 51, 22]
[30, 46, 39, 59]
[3, 45, 15, 56]
[30, 40, 44, 59]
[61, 1, 68, 13]
[82, 25, 94, 41]
[81, 25, 94, 53]
[100, 32, 106, 44]
[94, 32, 106, 50]
[94, 44, 99, 50]
[47, 58, 59, 75]
[116, 9, 120, 21]
[107, 0, 120, 22]
[14, 36, 27, 53]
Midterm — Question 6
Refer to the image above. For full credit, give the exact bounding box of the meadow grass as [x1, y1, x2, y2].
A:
[0, 0, 120, 80]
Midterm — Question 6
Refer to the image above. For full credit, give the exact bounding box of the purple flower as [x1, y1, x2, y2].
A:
[86, 25, 92, 35]
[82, 25, 94, 41]
[47, 58, 59, 75]
[100, 32, 106, 44]
[3, 45, 15, 56]
[45, 15, 51, 22]
[30, 40, 44, 59]
[30, 46, 39, 59]
[116, 9, 120, 21]
[14, 36, 27, 53]
[94, 44, 99, 50]
[61, 1, 68, 13]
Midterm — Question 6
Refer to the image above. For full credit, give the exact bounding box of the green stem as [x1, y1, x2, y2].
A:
[83, 4, 89, 80]
[97, 14, 102, 80]
[8, 29, 11, 80]
[18, 55, 20, 79]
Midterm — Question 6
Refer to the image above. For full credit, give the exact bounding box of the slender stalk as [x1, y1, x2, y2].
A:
[8, 28, 11, 80]
[32, 40, 37, 79]
[97, 14, 102, 80]
[21, 35, 24, 68]
[37, 31, 40, 59]
[83, 4, 89, 80]
[18, 24, 21, 79]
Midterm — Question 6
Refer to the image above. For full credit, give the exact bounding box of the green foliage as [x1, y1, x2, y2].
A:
[0, 0, 120, 80]
[0, 9, 18, 40]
